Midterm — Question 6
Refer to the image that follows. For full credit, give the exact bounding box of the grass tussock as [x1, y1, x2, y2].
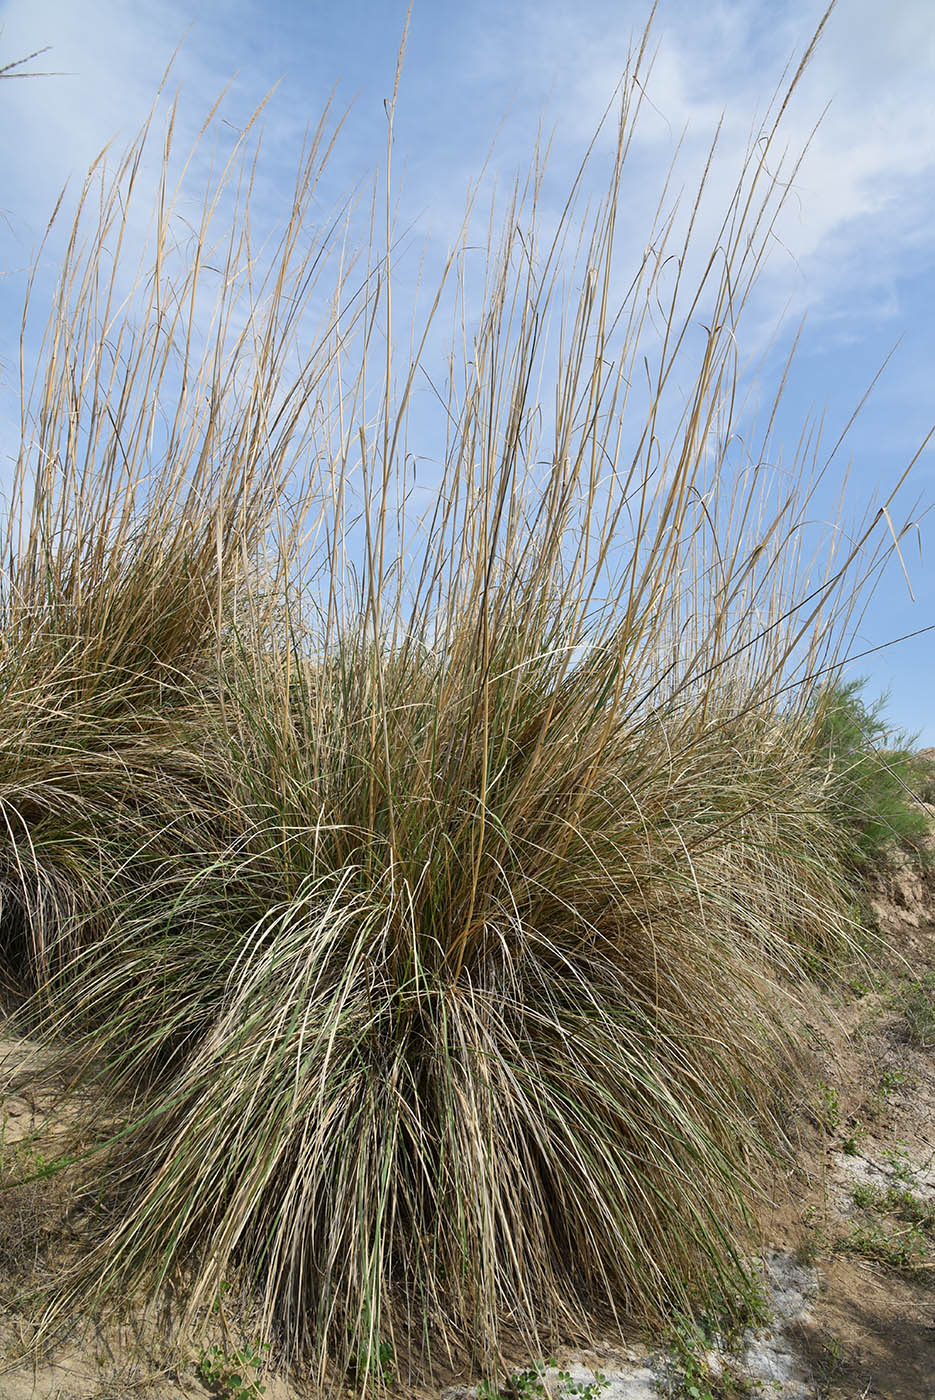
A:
[0, 91, 346, 996]
[0, 10, 926, 1391]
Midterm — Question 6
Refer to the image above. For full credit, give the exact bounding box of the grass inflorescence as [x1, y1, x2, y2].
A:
[0, 9, 929, 1392]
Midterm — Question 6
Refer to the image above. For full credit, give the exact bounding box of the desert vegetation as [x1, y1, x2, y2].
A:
[0, 12, 930, 1394]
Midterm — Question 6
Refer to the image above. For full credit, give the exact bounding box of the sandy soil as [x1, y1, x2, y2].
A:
[771, 901, 935, 1398]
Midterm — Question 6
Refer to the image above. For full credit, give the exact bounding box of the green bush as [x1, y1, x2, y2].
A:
[809, 678, 929, 872]
[915, 751, 935, 806]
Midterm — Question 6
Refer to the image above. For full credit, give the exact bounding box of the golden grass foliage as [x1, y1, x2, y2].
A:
[0, 9, 924, 1390]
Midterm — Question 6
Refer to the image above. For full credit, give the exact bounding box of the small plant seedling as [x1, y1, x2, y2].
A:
[0, 1118, 58, 1181]
[477, 1361, 606, 1400]
[372, 1339, 395, 1386]
[814, 1083, 840, 1133]
[881, 1142, 919, 1185]
[197, 1342, 269, 1400]
[865, 1068, 911, 1121]
[477, 1364, 550, 1399]
[811, 1331, 847, 1388]
[842, 1121, 865, 1155]
[664, 1276, 769, 1400]
[846, 958, 890, 999]
[887, 1188, 935, 1230]
[851, 1181, 887, 1212]
[348, 1337, 395, 1387]
[554, 1370, 607, 1399]
[666, 1318, 737, 1400]
[695, 1276, 768, 1351]
[838, 1176, 931, 1274]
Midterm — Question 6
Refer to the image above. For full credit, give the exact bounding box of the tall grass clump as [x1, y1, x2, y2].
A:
[0, 92, 352, 1000]
[2, 9, 925, 1392]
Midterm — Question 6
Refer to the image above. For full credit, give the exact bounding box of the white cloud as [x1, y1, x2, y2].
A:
[448, 0, 935, 338]
[3, 0, 931, 326]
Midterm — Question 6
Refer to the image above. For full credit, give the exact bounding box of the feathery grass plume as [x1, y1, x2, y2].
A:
[12, 4, 925, 1392]
[0, 87, 355, 997]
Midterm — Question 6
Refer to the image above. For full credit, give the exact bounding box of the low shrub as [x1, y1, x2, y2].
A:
[808, 678, 929, 872]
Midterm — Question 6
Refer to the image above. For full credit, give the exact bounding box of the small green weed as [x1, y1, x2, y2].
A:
[665, 1319, 751, 1400]
[477, 1372, 541, 1400]
[196, 1281, 273, 1399]
[814, 1083, 840, 1133]
[196, 1342, 268, 1400]
[851, 1181, 887, 1212]
[863, 1068, 909, 1122]
[664, 1277, 768, 1399]
[839, 1172, 931, 1272]
[477, 1361, 606, 1399]
[897, 972, 935, 1049]
[0, 1116, 77, 1285]
[553, 1370, 606, 1400]
[888, 1188, 935, 1229]
[347, 1338, 395, 1387]
[851, 1180, 935, 1231]
[847, 964, 889, 998]
[880, 1143, 919, 1185]
[841, 1118, 866, 1155]
[0, 1118, 60, 1180]
[837, 1219, 928, 1272]
[696, 1276, 768, 1350]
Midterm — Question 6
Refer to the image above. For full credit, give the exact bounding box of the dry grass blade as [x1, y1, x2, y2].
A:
[0, 91, 357, 992]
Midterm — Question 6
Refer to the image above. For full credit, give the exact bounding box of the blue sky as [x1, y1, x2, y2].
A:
[0, 0, 932, 742]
